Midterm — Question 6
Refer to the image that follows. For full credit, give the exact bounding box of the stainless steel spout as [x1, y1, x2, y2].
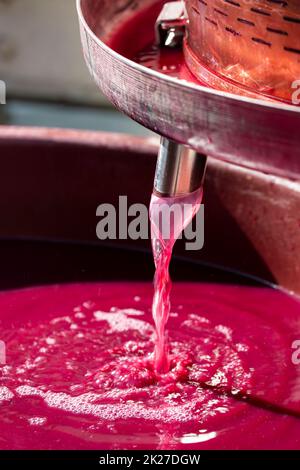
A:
[154, 138, 207, 197]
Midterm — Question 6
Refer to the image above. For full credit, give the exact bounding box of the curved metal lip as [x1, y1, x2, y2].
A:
[76, 0, 300, 116]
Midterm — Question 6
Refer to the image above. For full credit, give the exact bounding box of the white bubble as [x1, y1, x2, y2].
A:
[93, 310, 152, 335]
[0, 386, 14, 404]
[28, 417, 47, 426]
[46, 338, 56, 345]
[75, 312, 85, 319]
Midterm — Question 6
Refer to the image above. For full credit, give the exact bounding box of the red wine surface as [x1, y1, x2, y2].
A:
[1, 282, 300, 450]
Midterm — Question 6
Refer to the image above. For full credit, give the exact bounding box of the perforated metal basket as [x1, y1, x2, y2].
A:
[185, 0, 300, 102]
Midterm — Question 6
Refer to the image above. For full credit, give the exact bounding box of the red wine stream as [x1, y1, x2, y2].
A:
[150, 189, 203, 373]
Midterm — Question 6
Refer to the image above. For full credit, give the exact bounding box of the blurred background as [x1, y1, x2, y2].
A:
[0, 0, 151, 135]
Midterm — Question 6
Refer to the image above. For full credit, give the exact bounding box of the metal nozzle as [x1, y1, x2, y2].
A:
[154, 5, 206, 197]
[155, 1, 186, 48]
[154, 138, 207, 197]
